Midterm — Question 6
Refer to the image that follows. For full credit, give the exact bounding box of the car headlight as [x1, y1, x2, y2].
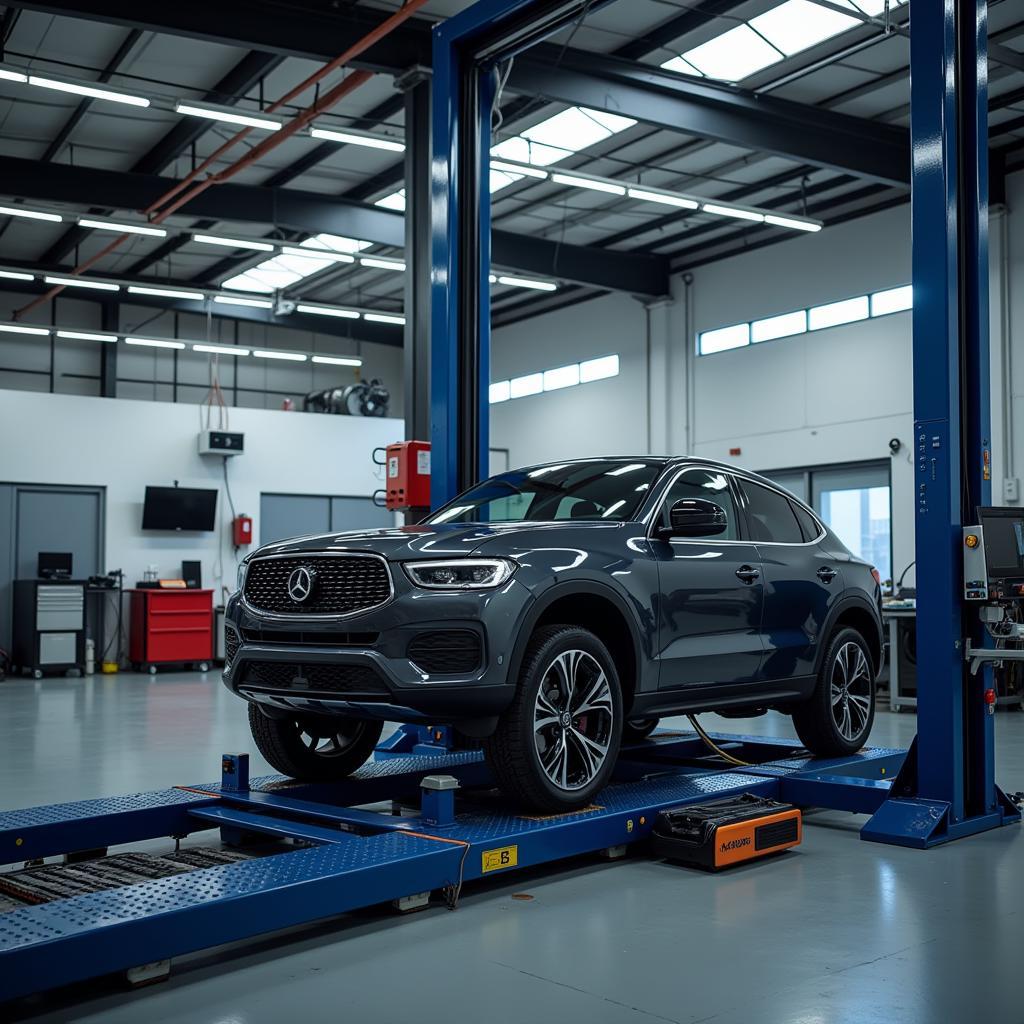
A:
[404, 558, 516, 590]
[236, 558, 250, 593]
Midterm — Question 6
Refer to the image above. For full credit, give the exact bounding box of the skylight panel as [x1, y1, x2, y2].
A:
[219, 233, 370, 293]
[660, 55, 704, 77]
[749, 0, 860, 57]
[681, 24, 783, 81]
[375, 189, 406, 211]
[837, 1, 907, 15]
[521, 106, 635, 154]
[490, 167, 524, 193]
[808, 295, 869, 330]
[870, 285, 912, 316]
[752, 309, 807, 343]
[305, 234, 370, 254]
[491, 136, 570, 167]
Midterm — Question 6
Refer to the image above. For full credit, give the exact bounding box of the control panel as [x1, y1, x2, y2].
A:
[963, 526, 989, 601]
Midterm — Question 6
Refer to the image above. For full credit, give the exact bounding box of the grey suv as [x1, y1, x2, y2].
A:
[224, 458, 883, 812]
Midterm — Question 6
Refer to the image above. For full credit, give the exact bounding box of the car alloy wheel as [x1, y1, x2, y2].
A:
[532, 649, 615, 792]
[829, 640, 872, 742]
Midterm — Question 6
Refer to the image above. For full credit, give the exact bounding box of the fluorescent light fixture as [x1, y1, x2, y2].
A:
[750, 0, 859, 58]
[359, 256, 406, 272]
[543, 364, 580, 391]
[125, 336, 185, 349]
[0, 64, 28, 83]
[175, 101, 282, 131]
[764, 214, 822, 232]
[496, 275, 557, 292]
[375, 189, 406, 211]
[56, 330, 117, 342]
[193, 343, 251, 356]
[311, 354, 363, 366]
[364, 312, 405, 325]
[78, 216, 166, 237]
[808, 295, 869, 331]
[627, 187, 699, 210]
[488, 275, 498, 284]
[192, 234, 275, 252]
[752, 310, 807, 343]
[0, 204, 62, 223]
[213, 295, 273, 309]
[702, 203, 765, 223]
[871, 285, 913, 317]
[252, 349, 307, 361]
[44, 275, 119, 291]
[281, 245, 354, 263]
[28, 74, 149, 107]
[491, 159, 548, 180]
[310, 126, 404, 151]
[0, 322, 48, 336]
[295, 303, 360, 319]
[509, 372, 543, 398]
[699, 323, 750, 354]
[127, 284, 205, 301]
[0, 269, 34, 281]
[579, 354, 619, 382]
[681, 24, 783, 81]
[28, 74, 150, 107]
[551, 172, 626, 196]
[489, 380, 511, 404]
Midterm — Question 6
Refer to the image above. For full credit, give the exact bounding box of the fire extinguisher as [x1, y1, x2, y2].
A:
[233, 514, 253, 547]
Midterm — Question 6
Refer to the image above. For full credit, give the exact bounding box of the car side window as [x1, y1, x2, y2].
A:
[790, 501, 822, 542]
[659, 469, 738, 540]
[740, 481, 804, 543]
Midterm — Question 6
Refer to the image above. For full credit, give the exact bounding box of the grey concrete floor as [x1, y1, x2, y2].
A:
[3, 669, 1024, 1023]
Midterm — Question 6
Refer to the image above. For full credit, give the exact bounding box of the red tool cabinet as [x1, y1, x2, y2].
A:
[128, 589, 214, 673]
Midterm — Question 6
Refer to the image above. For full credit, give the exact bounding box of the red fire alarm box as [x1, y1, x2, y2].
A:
[233, 514, 253, 546]
[386, 441, 430, 510]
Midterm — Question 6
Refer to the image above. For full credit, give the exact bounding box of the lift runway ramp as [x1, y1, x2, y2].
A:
[0, 731, 904, 1004]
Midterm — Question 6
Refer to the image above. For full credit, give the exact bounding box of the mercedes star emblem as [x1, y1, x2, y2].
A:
[287, 566, 315, 604]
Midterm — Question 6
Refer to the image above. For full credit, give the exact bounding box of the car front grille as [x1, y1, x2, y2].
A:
[243, 555, 392, 616]
[407, 629, 483, 674]
[239, 661, 389, 696]
[224, 626, 240, 664]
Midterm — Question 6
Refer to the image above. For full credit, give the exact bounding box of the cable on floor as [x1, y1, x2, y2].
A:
[687, 714, 753, 767]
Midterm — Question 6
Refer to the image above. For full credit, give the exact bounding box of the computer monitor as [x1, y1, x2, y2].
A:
[38, 552, 73, 579]
[977, 507, 1024, 582]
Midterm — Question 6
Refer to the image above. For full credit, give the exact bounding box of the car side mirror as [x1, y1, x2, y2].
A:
[661, 498, 728, 538]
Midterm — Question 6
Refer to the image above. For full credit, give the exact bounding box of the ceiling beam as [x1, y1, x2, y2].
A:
[508, 47, 911, 187]
[12, 0, 430, 72]
[0, 156, 669, 296]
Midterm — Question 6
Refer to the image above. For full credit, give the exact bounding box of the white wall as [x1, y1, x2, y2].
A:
[490, 169, 1024, 589]
[0, 389, 402, 597]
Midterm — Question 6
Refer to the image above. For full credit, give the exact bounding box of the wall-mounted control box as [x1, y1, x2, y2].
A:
[198, 430, 245, 456]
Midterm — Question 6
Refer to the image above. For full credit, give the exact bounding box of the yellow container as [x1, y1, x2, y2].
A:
[101, 661, 119, 674]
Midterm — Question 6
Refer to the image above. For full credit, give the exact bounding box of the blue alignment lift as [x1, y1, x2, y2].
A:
[0, 0, 1016, 1003]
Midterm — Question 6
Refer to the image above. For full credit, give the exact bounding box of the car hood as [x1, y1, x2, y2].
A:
[250, 521, 624, 561]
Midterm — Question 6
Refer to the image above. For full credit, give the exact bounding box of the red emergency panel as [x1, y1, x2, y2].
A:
[385, 441, 431, 510]
[233, 515, 253, 546]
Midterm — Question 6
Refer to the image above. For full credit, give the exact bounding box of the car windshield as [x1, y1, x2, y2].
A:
[425, 460, 663, 525]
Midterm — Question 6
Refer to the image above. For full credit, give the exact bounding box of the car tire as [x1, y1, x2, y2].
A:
[792, 627, 875, 757]
[484, 625, 623, 813]
[622, 718, 659, 743]
[248, 703, 384, 781]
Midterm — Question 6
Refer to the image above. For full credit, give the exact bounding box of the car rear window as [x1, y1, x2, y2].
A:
[740, 481, 804, 543]
[790, 501, 822, 542]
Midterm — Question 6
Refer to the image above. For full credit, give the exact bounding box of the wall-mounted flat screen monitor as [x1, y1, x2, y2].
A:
[142, 486, 217, 532]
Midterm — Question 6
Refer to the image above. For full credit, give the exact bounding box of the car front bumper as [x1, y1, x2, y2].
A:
[222, 570, 532, 724]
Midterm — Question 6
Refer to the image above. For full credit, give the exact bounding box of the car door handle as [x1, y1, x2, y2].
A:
[735, 566, 760, 584]
[817, 567, 837, 583]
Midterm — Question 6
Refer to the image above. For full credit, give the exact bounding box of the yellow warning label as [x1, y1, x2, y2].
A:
[481, 845, 518, 873]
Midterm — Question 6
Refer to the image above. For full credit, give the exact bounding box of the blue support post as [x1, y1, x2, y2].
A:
[862, 0, 1018, 848]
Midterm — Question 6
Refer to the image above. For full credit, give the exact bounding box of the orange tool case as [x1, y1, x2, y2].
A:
[652, 794, 802, 870]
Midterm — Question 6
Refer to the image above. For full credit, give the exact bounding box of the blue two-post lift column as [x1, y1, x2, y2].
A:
[862, 0, 1018, 847]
